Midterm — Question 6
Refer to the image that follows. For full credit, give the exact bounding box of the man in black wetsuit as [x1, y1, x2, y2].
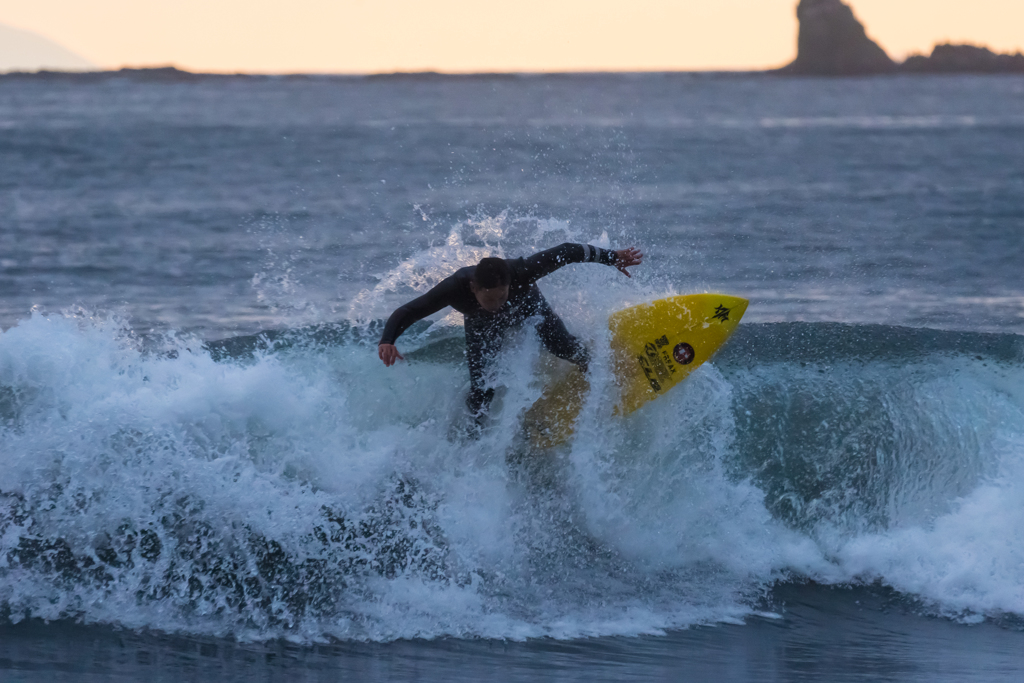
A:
[378, 242, 643, 418]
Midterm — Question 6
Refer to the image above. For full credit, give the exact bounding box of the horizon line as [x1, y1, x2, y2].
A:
[2, 63, 794, 77]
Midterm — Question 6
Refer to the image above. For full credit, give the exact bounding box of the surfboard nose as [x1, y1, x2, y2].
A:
[609, 293, 750, 416]
[705, 295, 748, 329]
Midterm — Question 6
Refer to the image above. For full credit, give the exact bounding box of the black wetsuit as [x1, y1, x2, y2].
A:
[379, 242, 620, 415]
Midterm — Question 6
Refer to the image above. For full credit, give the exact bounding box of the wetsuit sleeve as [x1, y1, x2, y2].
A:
[379, 276, 461, 346]
[517, 242, 618, 284]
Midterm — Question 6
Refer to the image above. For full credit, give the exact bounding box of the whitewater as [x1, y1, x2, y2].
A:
[1, 215, 1022, 642]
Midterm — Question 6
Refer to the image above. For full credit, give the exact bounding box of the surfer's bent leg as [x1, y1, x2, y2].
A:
[464, 317, 502, 416]
[532, 295, 589, 373]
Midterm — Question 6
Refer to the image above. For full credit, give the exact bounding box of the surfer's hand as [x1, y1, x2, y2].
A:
[613, 247, 644, 277]
[378, 343, 404, 367]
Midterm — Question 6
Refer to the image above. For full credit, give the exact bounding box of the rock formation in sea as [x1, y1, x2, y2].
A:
[902, 43, 1024, 74]
[784, 0, 895, 75]
[782, 0, 1024, 76]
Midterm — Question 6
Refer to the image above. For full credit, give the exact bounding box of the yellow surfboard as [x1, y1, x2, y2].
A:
[522, 294, 748, 448]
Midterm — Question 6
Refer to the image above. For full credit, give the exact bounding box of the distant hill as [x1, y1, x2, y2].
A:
[0, 23, 94, 72]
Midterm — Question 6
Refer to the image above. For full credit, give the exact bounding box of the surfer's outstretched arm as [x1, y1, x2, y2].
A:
[378, 276, 460, 366]
[516, 243, 643, 282]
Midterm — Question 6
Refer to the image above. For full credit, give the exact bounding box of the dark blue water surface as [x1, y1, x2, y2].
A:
[1, 72, 1023, 680]
[2, 73, 1023, 336]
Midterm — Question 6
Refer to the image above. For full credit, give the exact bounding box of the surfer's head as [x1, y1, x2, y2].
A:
[471, 257, 511, 312]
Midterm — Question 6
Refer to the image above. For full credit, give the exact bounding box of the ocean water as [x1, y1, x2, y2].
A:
[1, 72, 1023, 680]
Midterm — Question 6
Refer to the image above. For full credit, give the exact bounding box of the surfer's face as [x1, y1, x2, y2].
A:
[471, 283, 509, 313]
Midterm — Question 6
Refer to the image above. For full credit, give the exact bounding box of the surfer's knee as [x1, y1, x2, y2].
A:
[466, 386, 495, 416]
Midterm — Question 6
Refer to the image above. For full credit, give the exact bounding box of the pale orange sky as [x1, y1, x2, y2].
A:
[1, 0, 1022, 73]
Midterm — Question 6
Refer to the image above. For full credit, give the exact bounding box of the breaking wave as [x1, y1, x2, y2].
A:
[1, 221, 1022, 642]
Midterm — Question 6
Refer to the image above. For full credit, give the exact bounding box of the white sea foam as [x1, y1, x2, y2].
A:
[1, 225, 1023, 642]
[834, 425, 1024, 618]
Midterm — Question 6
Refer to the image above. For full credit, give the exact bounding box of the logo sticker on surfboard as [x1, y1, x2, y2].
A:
[637, 335, 681, 392]
[673, 342, 695, 365]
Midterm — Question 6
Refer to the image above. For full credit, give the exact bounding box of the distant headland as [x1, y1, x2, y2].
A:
[0, 66, 518, 82]
[781, 0, 1024, 76]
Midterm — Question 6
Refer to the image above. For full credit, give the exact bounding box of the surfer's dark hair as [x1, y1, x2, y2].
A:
[472, 257, 511, 289]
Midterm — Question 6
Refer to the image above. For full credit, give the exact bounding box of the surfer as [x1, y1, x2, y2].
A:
[378, 242, 643, 420]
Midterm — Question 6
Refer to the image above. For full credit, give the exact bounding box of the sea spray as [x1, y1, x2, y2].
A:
[1, 223, 1023, 640]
